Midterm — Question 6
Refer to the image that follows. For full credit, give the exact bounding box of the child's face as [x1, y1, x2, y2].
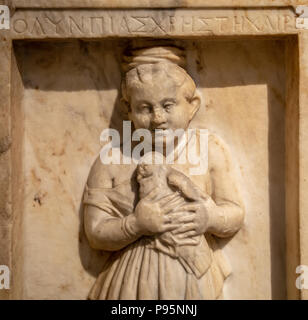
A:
[128, 76, 199, 144]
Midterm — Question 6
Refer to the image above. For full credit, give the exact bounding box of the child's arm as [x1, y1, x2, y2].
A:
[166, 134, 244, 239]
[206, 134, 245, 238]
[84, 158, 142, 251]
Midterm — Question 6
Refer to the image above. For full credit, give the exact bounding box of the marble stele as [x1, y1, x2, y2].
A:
[1, 0, 308, 301]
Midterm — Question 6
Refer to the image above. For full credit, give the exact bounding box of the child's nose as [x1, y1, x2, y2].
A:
[151, 107, 167, 127]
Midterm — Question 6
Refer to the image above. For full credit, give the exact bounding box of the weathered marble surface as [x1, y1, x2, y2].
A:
[10, 8, 297, 39]
[11, 38, 286, 299]
[1, 0, 308, 300]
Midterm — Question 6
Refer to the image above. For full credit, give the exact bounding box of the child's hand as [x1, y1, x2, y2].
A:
[169, 199, 214, 238]
[165, 168, 214, 237]
[133, 188, 184, 236]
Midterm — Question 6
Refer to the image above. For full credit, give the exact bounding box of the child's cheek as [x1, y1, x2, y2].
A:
[169, 110, 186, 130]
[131, 113, 150, 129]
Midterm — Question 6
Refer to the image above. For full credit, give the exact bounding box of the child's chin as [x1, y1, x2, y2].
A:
[153, 135, 174, 146]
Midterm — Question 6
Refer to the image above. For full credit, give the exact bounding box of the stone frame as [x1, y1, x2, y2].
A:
[0, 0, 307, 300]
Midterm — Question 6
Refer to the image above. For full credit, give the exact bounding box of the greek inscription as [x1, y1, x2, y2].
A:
[169, 16, 176, 32]
[31, 17, 46, 35]
[90, 17, 104, 34]
[215, 17, 228, 32]
[196, 17, 213, 33]
[233, 16, 243, 32]
[264, 15, 278, 31]
[131, 17, 148, 32]
[284, 14, 294, 31]
[245, 16, 262, 32]
[182, 16, 193, 32]
[45, 15, 63, 34]
[13, 18, 28, 33]
[151, 17, 167, 33]
[128, 16, 167, 34]
[109, 16, 115, 33]
[69, 16, 85, 34]
[10, 11, 297, 37]
[120, 16, 130, 33]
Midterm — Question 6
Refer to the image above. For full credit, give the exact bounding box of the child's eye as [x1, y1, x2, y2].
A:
[163, 103, 174, 111]
[139, 105, 151, 113]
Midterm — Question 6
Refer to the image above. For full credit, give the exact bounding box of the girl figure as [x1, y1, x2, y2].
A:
[83, 46, 244, 300]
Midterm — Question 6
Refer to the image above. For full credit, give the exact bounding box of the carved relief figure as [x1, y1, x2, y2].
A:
[83, 46, 245, 299]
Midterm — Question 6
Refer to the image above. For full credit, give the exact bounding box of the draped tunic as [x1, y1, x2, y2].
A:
[83, 133, 244, 300]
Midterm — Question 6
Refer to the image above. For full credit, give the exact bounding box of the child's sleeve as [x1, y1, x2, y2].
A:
[206, 134, 245, 238]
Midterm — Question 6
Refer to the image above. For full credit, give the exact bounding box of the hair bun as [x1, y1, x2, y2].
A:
[122, 46, 186, 72]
